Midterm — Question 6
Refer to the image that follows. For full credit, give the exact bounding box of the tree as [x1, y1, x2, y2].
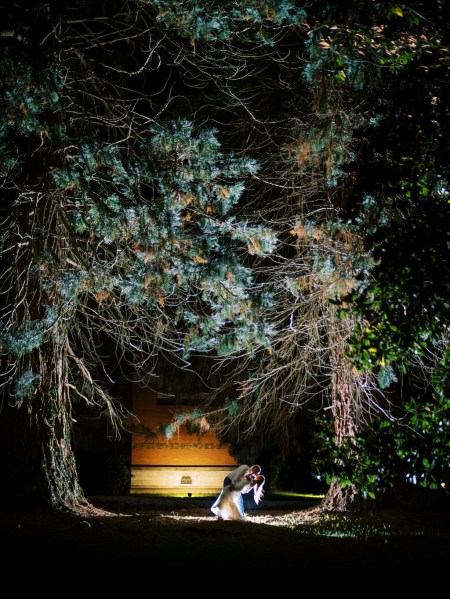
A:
[277, 2, 449, 509]
[0, 2, 276, 511]
[320, 11, 450, 503]
[159, 0, 450, 511]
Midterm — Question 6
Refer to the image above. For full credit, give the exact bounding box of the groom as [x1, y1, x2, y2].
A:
[222, 464, 261, 515]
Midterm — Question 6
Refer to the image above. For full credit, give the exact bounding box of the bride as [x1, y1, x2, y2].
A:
[211, 474, 265, 521]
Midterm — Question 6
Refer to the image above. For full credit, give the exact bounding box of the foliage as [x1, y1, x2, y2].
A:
[343, 191, 449, 375]
[49, 117, 277, 356]
[161, 0, 450, 510]
[1, 0, 449, 513]
[312, 374, 450, 501]
[0, 0, 279, 509]
[149, 0, 306, 44]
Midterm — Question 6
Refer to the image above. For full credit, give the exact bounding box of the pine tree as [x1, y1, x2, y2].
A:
[0, 2, 276, 511]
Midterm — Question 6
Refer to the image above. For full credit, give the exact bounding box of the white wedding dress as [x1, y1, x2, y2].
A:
[210, 479, 252, 521]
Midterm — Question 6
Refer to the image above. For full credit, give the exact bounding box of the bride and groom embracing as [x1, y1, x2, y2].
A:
[211, 464, 265, 521]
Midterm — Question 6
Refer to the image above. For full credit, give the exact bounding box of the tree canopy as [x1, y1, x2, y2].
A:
[0, 0, 448, 512]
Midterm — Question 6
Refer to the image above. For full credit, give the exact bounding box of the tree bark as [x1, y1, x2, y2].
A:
[0, 343, 88, 511]
[0, 180, 89, 512]
[320, 312, 367, 513]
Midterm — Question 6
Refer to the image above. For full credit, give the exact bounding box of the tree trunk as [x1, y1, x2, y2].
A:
[320, 479, 360, 512]
[0, 343, 88, 511]
[320, 312, 367, 513]
[0, 186, 90, 512]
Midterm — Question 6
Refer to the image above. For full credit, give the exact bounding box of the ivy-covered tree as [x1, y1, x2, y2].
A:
[275, 1, 450, 508]
[319, 2, 450, 504]
[154, 0, 450, 511]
